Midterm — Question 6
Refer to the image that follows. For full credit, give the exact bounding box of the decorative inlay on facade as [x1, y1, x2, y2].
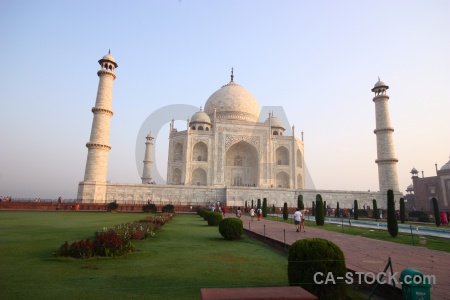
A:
[225, 134, 260, 150]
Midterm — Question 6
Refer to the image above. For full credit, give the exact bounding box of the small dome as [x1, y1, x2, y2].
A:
[146, 133, 154, 139]
[204, 80, 260, 122]
[440, 157, 450, 171]
[265, 115, 285, 129]
[411, 167, 418, 174]
[98, 52, 118, 68]
[191, 109, 211, 124]
[407, 184, 414, 191]
[102, 53, 115, 62]
[374, 80, 386, 88]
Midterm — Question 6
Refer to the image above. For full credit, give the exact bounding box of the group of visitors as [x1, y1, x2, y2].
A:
[0, 196, 12, 202]
[249, 207, 263, 221]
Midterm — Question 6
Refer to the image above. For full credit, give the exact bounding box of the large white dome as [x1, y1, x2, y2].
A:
[204, 80, 260, 122]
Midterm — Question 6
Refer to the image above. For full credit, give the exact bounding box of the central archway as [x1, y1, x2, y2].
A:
[225, 141, 259, 187]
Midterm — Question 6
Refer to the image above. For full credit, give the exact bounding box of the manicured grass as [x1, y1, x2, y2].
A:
[0, 211, 288, 299]
[265, 215, 450, 252]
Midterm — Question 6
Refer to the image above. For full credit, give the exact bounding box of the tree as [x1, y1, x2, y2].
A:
[297, 194, 304, 210]
[245, 200, 248, 209]
[262, 198, 268, 217]
[372, 199, 378, 220]
[272, 204, 276, 214]
[432, 197, 441, 227]
[324, 201, 327, 217]
[336, 202, 340, 217]
[283, 202, 288, 220]
[315, 194, 324, 226]
[251, 199, 254, 208]
[257, 199, 261, 210]
[312, 201, 315, 217]
[387, 189, 398, 237]
[399, 198, 406, 224]
[353, 200, 359, 220]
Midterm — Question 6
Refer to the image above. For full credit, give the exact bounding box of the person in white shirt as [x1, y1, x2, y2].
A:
[293, 208, 302, 232]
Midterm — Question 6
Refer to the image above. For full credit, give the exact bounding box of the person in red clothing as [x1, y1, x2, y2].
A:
[257, 208, 262, 221]
[222, 206, 226, 217]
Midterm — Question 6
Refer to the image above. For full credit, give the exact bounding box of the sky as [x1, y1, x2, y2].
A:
[0, 0, 449, 200]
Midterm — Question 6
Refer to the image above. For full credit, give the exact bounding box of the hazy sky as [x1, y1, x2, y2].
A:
[1, 0, 449, 199]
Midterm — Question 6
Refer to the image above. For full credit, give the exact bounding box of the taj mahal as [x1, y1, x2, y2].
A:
[77, 53, 401, 209]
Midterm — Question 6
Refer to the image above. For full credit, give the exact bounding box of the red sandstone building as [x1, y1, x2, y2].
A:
[406, 157, 450, 213]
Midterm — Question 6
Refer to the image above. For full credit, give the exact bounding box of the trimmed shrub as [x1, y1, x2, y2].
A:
[298, 195, 304, 210]
[107, 201, 118, 212]
[207, 212, 223, 226]
[262, 198, 268, 217]
[288, 238, 347, 299]
[432, 197, 440, 227]
[357, 209, 368, 218]
[283, 202, 288, 220]
[203, 211, 212, 221]
[336, 202, 340, 217]
[400, 198, 406, 224]
[219, 218, 243, 240]
[197, 208, 207, 217]
[418, 215, 430, 223]
[251, 199, 254, 208]
[142, 203, 157, 213]
[387, 189, 398, 237]
[353, 200, 359, 220]
[315, 194, 324, 226]
[408, 211, 426, 218]
[372, 199, 378, 220]
[312, 201, 315, 217]
[162, 204, 174, 213]
[257, 199, 261, 210]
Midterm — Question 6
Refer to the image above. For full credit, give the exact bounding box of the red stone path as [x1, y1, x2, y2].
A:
[237, 215, 450, 300]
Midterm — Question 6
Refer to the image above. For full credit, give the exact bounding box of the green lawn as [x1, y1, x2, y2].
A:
[0, 211, 288, 300]
[266, 215, 450, 252]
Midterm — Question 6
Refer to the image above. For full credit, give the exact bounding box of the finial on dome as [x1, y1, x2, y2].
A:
[231, 67, 234, 82]
[109, 49, 111, 54]
[378, 76, 380, 81]
[199, 105, 202, 111]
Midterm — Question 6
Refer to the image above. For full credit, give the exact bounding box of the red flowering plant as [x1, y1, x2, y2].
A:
[53, 214, 173, 259]
[92, 229, 133, 257]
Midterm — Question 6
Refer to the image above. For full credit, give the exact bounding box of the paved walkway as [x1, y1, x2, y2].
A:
[237, 215, 450, 299]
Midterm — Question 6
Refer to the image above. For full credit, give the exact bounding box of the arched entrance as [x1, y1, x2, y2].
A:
[225, 141, 259, 187]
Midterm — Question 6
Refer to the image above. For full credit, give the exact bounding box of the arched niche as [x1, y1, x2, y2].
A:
[225, 141, 259, 187]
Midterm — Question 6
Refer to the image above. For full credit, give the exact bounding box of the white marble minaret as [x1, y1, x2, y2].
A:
[142, 133, 154, 184]
[372, 78, 399, 192]
[78, 52, 117, 202]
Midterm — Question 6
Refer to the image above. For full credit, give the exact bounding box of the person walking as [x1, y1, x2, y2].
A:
[300, 209, 306, 232]
[250, 207, 255, 221]
[257, 207, 262, 221]
[236, 207, 242, 219]
[294, 208, 302, 232]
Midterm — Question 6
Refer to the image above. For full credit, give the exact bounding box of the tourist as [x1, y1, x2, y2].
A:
[236, 207, 242, 219]
[300, 209, 306, 232]
[222, 206, 226, 217]
[250, 207, 255, 221]
[257, 207, 262, 221]
[294, 208, 302, 232]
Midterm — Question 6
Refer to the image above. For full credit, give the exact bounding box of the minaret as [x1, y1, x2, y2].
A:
[83, 52, 117, 184]
[372, 78, 399, 192]
[142, 133, 154, 184]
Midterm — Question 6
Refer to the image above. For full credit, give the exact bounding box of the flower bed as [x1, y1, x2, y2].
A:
[54, 213, 173, 259]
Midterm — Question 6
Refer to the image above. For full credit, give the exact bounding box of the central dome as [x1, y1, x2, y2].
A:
[204, 80, 260, 122]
